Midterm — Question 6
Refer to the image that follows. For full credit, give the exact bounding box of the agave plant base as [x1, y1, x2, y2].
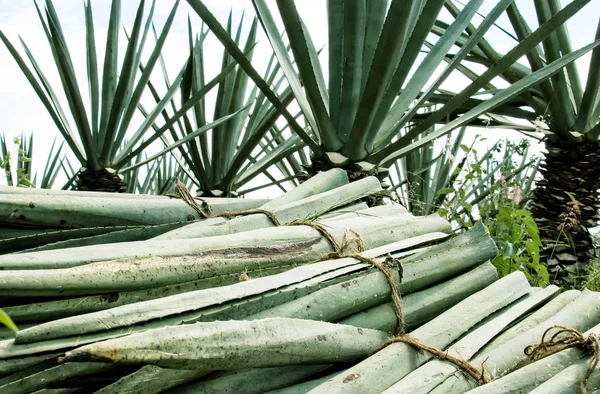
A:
[196, 189, 239, 198]
[75, 167, 127, 193]
[300, 153, 390, 207]
[531, 137, 600, 287]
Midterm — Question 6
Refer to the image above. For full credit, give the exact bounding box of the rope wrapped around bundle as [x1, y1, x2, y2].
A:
[174, 181, 490, 385]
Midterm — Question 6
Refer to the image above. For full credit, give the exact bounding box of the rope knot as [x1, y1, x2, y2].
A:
[338, 227, 365, 255]
[371, 334, 490, 385]
[525, 326, 600, 394]
[174, 181, 210, 219]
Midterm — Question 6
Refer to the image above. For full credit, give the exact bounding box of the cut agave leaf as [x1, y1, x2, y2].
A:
[60, 318, 391, 369]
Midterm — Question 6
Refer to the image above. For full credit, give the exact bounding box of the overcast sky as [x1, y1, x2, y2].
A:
[0, 0, 598, 193]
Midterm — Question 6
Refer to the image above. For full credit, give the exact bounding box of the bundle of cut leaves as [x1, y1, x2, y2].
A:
[0, 168, 393, 255]
[0, 170, 600, 393]
[0, 181, 270, 254]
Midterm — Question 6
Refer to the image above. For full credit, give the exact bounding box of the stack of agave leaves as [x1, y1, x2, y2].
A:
[0, 184, 272, 254]
[0, 170, 598, 393]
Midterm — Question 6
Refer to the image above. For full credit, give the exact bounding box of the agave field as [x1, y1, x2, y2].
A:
[0, 171, 598, 393]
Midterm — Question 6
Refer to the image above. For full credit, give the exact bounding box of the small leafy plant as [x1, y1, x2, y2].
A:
[488, 206, 549, 287]
[0, 136, 34, 187]
[434, 137, 548, 286]
[1, 133, 67, 188]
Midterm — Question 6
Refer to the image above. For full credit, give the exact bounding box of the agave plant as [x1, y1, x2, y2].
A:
[185, 0, 597, 196]
[121, 16, 308, 197]
[0, 0, 246, 193]
[387, 127, 472, 217]
[122, 152, 194, 195]
[1, 134, 34, 188]
[443, 0, 600, 285]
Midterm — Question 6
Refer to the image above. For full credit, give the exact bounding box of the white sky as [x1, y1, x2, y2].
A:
[0, 0, 598, 196]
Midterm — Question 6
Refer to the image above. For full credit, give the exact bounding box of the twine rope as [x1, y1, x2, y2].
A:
[288, 220, 406, 335]
[525, 326, 600, 394]
[174, 181, 209, 219]
[300, 220, 489, 385]
[217, 209, 282, 226]
[372, 335, 489, 385]
[173, 181, 281, 225]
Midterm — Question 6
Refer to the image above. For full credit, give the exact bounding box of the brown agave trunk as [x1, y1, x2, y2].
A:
[75, 167, 127, 193]
[530, 136, 600, 287]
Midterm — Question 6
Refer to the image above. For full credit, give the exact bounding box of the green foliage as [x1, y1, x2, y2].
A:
[1, 135, 34, 187]
[488, 206, 549, 287]
[0, 308, 18, 333]
[580, 260, 600, 292]
[564, 232, 600, 290]
[1, 133, 68, 189]
[439, 138, 538, 226]
[428, 136, 547, 286]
